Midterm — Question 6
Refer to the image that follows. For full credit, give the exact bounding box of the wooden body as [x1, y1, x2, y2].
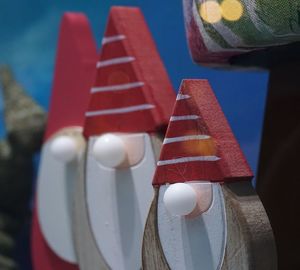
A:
[143, 182, 276, 270]
[85, 133, 155, 270]
[74, 133, 161, 270]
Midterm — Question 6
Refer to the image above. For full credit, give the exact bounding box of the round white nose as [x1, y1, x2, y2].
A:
[92, 134, 127, 168]
[163, 183, 197, 216]
[50, 135, 78, 163]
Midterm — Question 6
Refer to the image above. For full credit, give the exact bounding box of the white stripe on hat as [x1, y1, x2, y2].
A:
[163, 135, 210, 144]
[157, 156, 220, 166]
[96, 56, 135, 68]
[102, 35, 126, 45]
[176, 94, 190, 100]
[91, 82, 144, 93]
[86, 104, 155, 117]
[170, 115, 200, 121]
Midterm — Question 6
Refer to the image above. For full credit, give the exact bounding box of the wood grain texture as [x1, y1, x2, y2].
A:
[256, 62, 300, 269]
[142, 187, 170, 270]
[142, 80, 276, 269]
[142, 134, 169, 270]
[221, 181, 277, 270]
[142, 182, 277, 269]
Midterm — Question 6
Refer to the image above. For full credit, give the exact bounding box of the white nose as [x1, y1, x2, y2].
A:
[163, 183, 197, 216]
[92, 134, 127, 168]
[50, 135, 78, 163]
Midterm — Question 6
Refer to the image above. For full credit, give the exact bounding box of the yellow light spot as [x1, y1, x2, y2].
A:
[221, 0, 243, 21]
[199, 1, 222, 24]
[180, 131, 217, 156]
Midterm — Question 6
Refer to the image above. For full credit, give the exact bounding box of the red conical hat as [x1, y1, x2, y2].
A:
[153, 79, 253, 186]
[45, 12, 97, 140]
[32, 12, 97, 270]
[84, 7, 175, 137]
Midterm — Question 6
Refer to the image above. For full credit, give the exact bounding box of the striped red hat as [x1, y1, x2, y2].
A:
[44, 12, 97, 141]
[83, 7, 175, 137]
[153, 79, 253, 186]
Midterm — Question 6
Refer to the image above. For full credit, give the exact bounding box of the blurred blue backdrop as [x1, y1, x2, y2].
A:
[0, 0, 269, 173]
[0, 1, 268, 268]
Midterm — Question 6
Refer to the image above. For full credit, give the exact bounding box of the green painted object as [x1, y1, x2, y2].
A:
[184, 0, 300, 65]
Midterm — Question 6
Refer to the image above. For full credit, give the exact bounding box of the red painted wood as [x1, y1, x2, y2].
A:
[84, 7, 175, 137]
[44, 12, 97, 140]
[153, 79, 253, 186]
[32, 12, 97, 270]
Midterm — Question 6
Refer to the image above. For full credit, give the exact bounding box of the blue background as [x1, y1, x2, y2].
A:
[0, 1, 268, 268]
[0, 0, 269, 173]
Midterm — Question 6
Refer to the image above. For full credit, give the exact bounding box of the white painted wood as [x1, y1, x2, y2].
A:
[72, 150, 109, 270]
[157, 183, 227, 270]
[37, 130, 84, 263]
[86, 133, 155, 270]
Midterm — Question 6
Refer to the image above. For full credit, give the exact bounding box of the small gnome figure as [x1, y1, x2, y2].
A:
[0, 66, 46, 269]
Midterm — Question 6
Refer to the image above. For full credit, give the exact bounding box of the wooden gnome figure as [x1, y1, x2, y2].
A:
[31, 12, 97, 270]
[72, 7, 175, 270]
[142, 80, 276, 270]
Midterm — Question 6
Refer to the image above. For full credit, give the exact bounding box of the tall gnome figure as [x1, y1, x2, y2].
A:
[72, 7, 175, 270]
[142, 80, 276, 270]
[31, 13, 97, 270]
